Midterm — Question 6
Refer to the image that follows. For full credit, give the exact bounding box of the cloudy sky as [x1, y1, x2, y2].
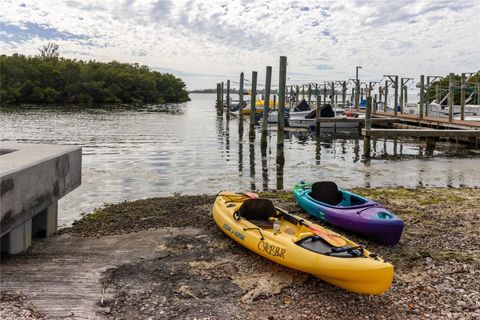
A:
[1, 0, 479, 89]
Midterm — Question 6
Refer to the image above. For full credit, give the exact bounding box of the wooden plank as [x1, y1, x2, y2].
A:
[362, 128, 480, 137]
[314, 117, 399, 123]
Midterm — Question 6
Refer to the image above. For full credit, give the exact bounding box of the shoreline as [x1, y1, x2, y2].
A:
[1, 187, 479, 319]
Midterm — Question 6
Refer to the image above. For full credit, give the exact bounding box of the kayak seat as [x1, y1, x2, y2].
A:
[310, 181, 343, 206]
[237, 199, 278, 228]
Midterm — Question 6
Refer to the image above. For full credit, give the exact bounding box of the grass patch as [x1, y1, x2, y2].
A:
[351, 187, 465, 206]
[86, 209, 111, 221]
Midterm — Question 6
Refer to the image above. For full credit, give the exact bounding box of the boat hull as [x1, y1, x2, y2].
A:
[293, 183, 404, 245]
[213, 192, 394, 295]
[288, 117, 359, 128]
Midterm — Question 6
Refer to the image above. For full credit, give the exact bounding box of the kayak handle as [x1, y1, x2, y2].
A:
[243, 227, 265, 240]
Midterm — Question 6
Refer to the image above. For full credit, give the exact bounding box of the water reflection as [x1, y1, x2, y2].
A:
[249, 140, 256, 191]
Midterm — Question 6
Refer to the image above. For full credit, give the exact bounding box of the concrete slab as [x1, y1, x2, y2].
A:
[0, 143, 81, 239]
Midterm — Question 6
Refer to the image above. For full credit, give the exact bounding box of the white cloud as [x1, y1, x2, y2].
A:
[1, 0, 479, 89]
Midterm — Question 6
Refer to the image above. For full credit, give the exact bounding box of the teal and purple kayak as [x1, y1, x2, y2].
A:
[293, 181, 404, 245]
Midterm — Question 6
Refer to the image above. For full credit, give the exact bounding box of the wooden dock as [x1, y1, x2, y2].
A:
[362, 128, 480, 137]
[365, 111, 480, 130]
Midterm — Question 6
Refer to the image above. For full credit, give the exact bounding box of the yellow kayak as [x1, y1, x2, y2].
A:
[213, 192, 394, 295]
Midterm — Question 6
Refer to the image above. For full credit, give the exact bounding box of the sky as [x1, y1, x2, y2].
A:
[1, 0, 479, 90]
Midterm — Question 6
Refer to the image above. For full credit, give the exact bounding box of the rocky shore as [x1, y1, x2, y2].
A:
[1, 188, 479, 319]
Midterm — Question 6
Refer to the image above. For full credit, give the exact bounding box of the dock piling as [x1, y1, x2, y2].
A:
[216, 83, 222, 116]
[316, 83, 321, 137]
[363, 96, 372, 157]
[226, 80, 230, 119]
[419, 75, 425, 119]
[249, 71, 258, 140]
[448, 73, 454, 123]
[276, 56, 287, 190]
[221, 81, 224, 107]
[261, 66, 272, 147]
[460, 73, 465, 121]
[384, 81, 389, 112]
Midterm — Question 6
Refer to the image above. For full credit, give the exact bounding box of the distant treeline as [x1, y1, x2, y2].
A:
[0, 54, 190, 105]
[190, 88, 279, 95]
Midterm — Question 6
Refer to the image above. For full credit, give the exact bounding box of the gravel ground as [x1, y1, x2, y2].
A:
[0, 293, 45, 320]
[4, 188, 480, 319]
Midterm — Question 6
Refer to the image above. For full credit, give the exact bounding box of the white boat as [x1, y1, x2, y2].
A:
[427, 102, 480, 121]
[288, 116, 360, 129]
[267, 99, 312, 123]
[288, 104, 358, 128]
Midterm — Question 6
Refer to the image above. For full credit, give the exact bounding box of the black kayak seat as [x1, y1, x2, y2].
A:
[237, 199, 278, 228]
[310, 181, 342, 206]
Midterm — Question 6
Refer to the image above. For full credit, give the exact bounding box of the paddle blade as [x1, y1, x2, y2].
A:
[309, 225, 347, 247]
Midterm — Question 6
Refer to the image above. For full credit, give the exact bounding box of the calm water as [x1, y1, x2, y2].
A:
[1, 94, 479, 225]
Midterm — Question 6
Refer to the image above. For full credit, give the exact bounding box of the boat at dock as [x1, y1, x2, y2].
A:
[288, 104, 358, 128]
[213, 192, 394, 294]
[267, 99, 311, 123]
[293, 181, 404, 246]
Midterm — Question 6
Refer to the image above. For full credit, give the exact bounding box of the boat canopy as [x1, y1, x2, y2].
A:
[293, 99, 311, 112]
[304, 104, 335, 119]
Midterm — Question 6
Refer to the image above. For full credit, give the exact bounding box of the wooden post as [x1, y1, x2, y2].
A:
[239, 72, 244, 114]
[323, 83, 327, 106]
[355, 80, 360, 110]
[277, 56, 287, 171]
[364, 96, 372, 157]
[384, 81, 389, 112]
[216, 83, 222, 116]
[249, 71, 258, 140]
[399, 80, 404, 113]
[277, 57, 286, 147]
[377, 86, 382, 114]
[277, 57, 287, 191]
[316, 83, 321, 137]
[394, 76, 399, 117]
[425, 77, 430, 117]
[226, 80, 230, 118]
[365, 96, 372, 130]
[295, 85, 299, 105]
[261, 66, 272, 147]
[460, 73, 466, 121]
[238, 73, 244, 134]
[448, 73, 454, 122]
[477, 84, 480, 106]
[342, 81, 346, 109]
[308, 84, 312, 105]
[221, 81, 224, 107]
[419, 75, 425, 119]
[330, 82, 335, 106]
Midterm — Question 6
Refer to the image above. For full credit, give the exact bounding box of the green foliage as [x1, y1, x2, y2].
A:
[0, 53, 190, 105]
[427, 71, 480, 105]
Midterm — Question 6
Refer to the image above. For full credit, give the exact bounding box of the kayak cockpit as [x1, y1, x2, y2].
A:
[297, 235, 366, 258]
[307, 181, 370, 208]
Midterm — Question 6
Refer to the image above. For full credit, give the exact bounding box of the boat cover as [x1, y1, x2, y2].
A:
[293, 99, 311, 112]
[304, 104, 335, 119]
